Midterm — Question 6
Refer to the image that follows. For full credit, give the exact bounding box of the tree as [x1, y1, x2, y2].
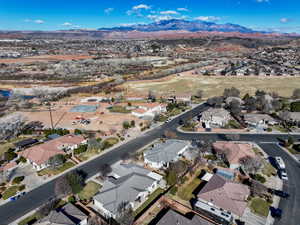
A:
[292, 88, 300, 99]
[99, 164, 112, 178]
[272, 99, 282, 112]
[37, 198, 58, 217]
[48, 154, 65, 169]
[207, 96, 223, 108]
[148, 90, 156, 102]
[165, 169, 177, 186]
[55, 176, 72, 197]
[223, 87, 240, 98]
[169, 161, 187, 175]
[88, 138, 101, 152]
[163, 130, 177, 139]
[244, 96, 256, 112]
[239, 156, 262, 174]
[66, 171, 84, 194]
[123, 121, 131, 129]
[226, 99, 242, 116]
[116, 202, 135, 225]
[74, 129, 82, 135]
[195, 89, 204, 99]
[130, 120, 135, 127]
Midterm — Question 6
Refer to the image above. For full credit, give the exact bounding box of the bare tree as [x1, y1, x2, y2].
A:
[116, 202, 135, 225]
[54, 176, 72, 198]
[88, 215, 108, 225]
[164, 130, 177, 139]
[239, 156, 262, 174]
[195, 89, 204, 99]
[292, 88, 300, 99]
[99, 164, 112, 178]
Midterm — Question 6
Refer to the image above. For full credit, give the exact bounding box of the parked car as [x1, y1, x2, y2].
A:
[279, 169, 288, 180]
[275, 157, 286, 170]
[268, 189, 289, 198]
[270, 207, 282, 218]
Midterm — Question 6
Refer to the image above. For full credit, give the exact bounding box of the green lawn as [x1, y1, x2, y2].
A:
[2, 185, 19, 200]
[134, 188, 164, 216]
[37, 161, 75, 176]
[18, 212, 42, 225]
[108, 106, 131, 113]
[250, 197, 270, 217]
[177, 178, 202, 201]
[78, 181, 101, 201]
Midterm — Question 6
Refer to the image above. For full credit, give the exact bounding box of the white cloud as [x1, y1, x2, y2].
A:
[34, 19, 44, 24]
[119, 22, 145, 27]
[104, 8, 114, 14]
[280, 18, 290, 23]
[127, 4, 151, 16]
[147, 15, 173, 22]
[195, 16, 221, 22]
[62, 22, 72, 26]
[160, 10, 179, 15]
[177, 8, 188, 12]
[132, 4, 151, 10]
[24, 19, 45, 24]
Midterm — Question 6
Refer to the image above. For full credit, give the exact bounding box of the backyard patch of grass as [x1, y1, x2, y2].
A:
[78, 181, 101, 201]
[2, 185, 19, 200]
[37, 161, 75, 176]
[134, 188, 164, 217]
[177, 177, 202, 201]
[18, 212, 42, 225]
[108, 106, 131, 113]
[250, 197, 270, 217]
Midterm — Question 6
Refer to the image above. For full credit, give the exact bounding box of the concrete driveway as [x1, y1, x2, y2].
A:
[242, 208, 266, 225]
[10, 164, 45, 190]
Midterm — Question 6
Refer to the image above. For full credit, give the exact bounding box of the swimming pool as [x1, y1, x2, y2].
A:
[70, 105, 98, 113]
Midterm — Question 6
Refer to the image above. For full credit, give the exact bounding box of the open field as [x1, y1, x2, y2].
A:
[122, 71, 300, 98]
[0, 54, 94, 64]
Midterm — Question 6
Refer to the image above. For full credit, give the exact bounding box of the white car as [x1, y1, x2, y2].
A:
[275, 157, 286, 170]
[280, 169, 288, 181]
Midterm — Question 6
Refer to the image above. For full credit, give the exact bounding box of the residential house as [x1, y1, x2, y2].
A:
[200, 108, 231, 128]
[213, 142, 255, 169]
[93, 163, 163, 219]
[244, 113, 278, 128]
[143, 139, 190, 169]
[154, 208, 214, 225]
[19, 134, 85, 170]
[37, 203, 88, 225]
[197, 174, 250, 217]
[131, 103, 166, 118]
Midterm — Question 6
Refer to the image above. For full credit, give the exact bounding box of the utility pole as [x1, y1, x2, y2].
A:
[48, 102, 54, 130]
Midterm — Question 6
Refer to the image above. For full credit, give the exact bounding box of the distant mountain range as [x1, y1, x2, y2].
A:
[98, 19, 256, 33]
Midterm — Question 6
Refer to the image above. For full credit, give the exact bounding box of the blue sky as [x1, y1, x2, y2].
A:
[0, 0, 299, 32]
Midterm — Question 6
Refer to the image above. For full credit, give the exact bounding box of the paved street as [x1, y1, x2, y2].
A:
[1, 103, 300, 224]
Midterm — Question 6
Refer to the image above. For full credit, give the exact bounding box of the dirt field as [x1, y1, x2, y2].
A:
[20, 101, 144, 135]
[122, 71, 300, 98]
[0, 54, 94, 64]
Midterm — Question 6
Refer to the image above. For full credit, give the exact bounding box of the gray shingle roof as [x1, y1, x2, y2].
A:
[155, 209, 213, 225]
[144, 139, 190, 164]
[94, 173, 156, 215]
[110, 162, 150, 177]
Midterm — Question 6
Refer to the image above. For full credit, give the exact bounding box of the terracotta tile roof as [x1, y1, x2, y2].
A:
[198, 174, 250, 216]
[132, 108, 147, 114]
[213, 142, 255, 165]
[0, 161, 17, 171]
[19, 134, 84, 165]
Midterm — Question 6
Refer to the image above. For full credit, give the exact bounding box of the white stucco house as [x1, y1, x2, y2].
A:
[131, 103, 166, 118]
[200, 108, 231, 127]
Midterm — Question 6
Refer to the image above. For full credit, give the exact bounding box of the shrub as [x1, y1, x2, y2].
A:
[266, 127, 272, 132]
[253, 174, 266, 183]
[74, 129, 82, 135]
[68, 195, 76, 203]
[12, 176, 25, 184]
[18, 185, 26, 191]
[4, 151, 17, 161]
[74, 144, 88, 155]
[290, 101, 300, 112]
[19, 156, 27, 163]
[169, 186, 178, 195]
